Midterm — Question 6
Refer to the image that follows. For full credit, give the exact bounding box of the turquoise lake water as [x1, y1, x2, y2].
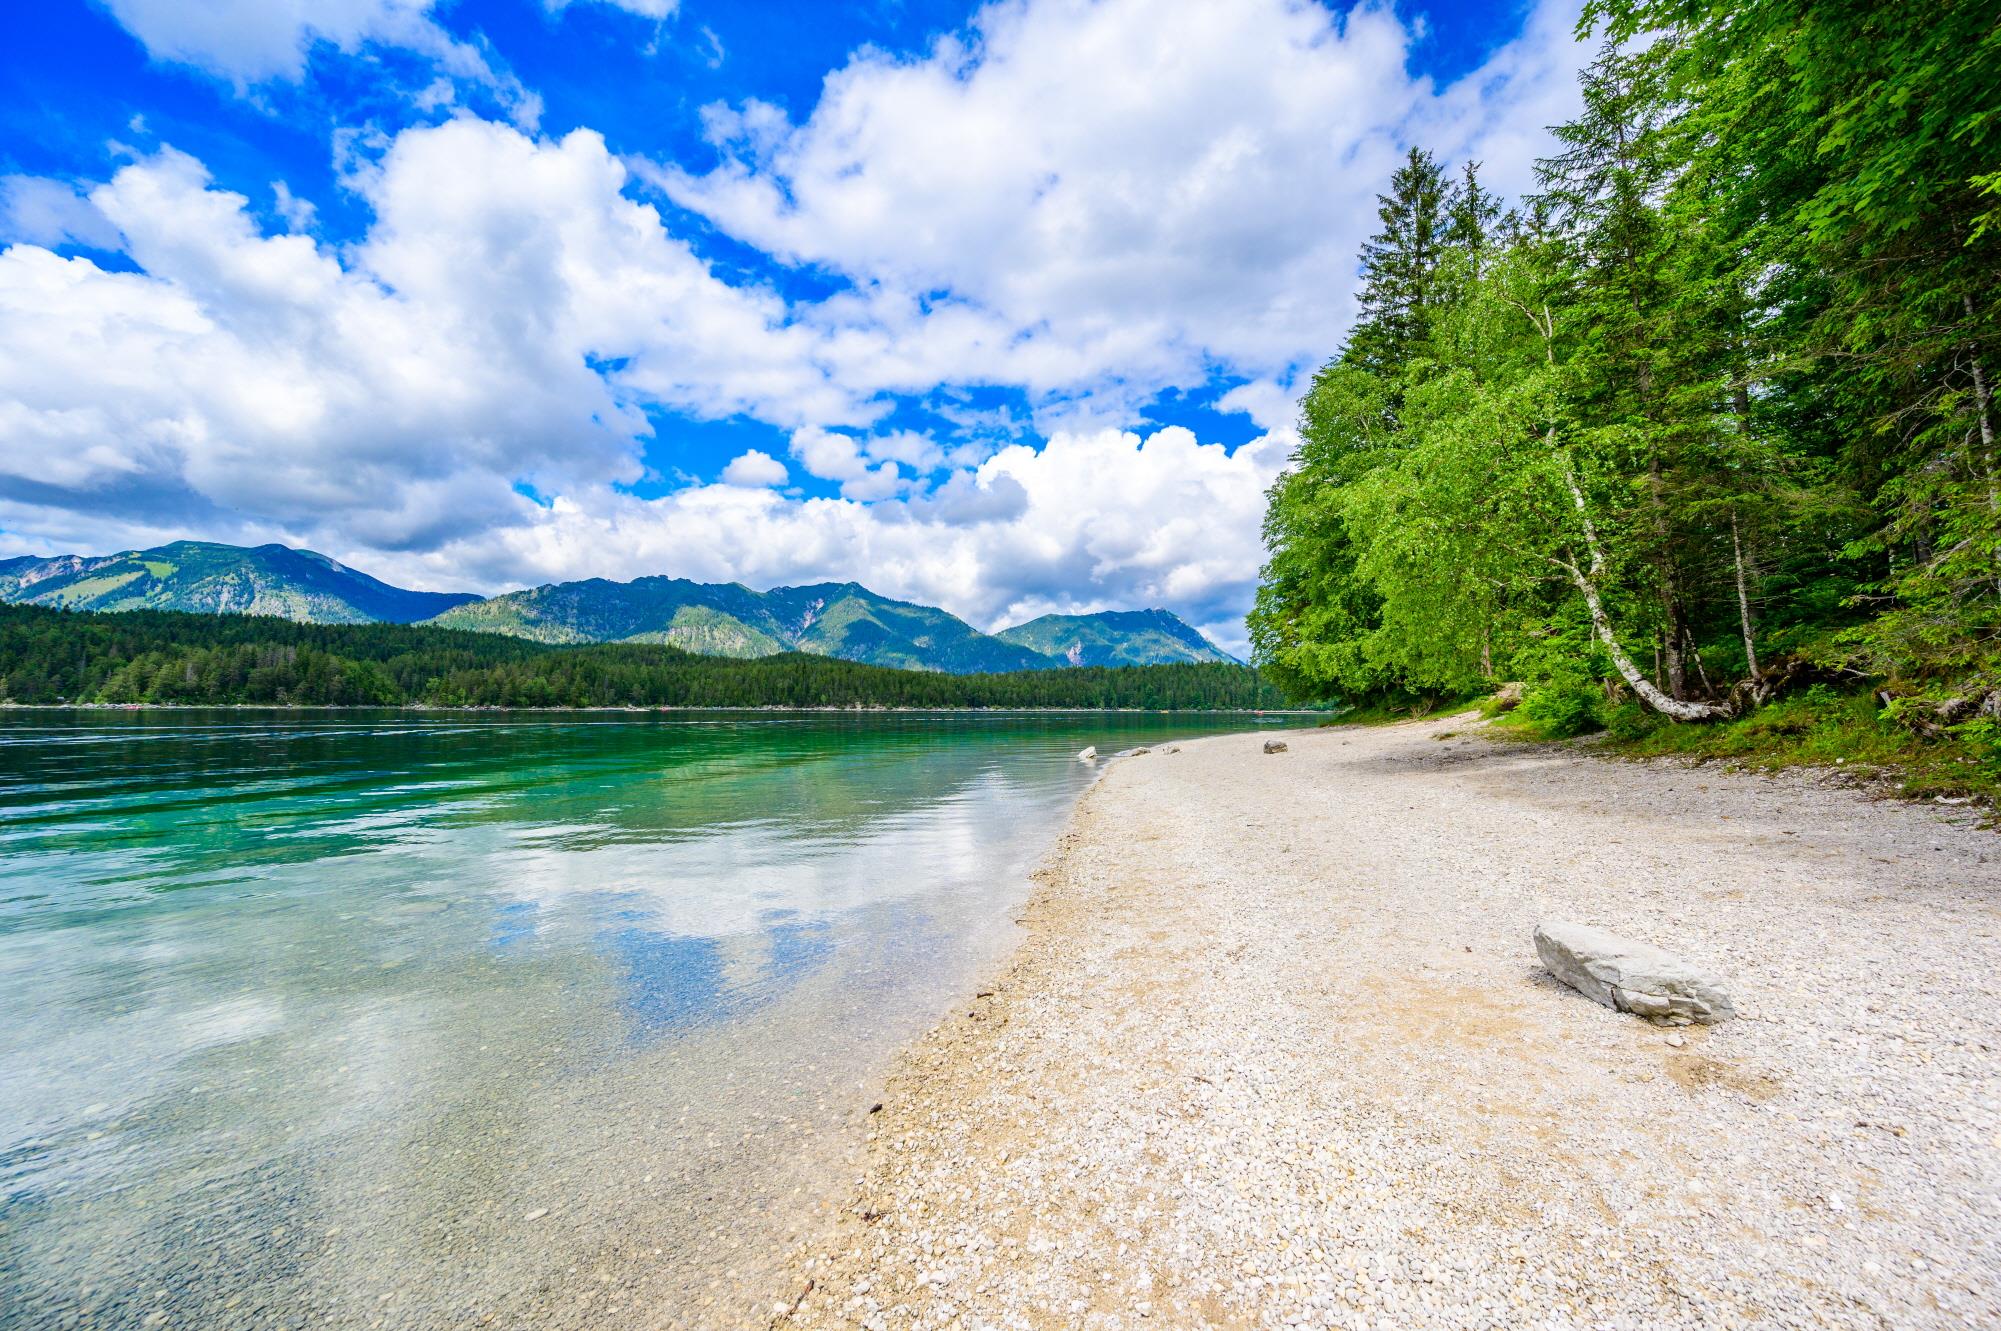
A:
[0, 710, 1274, 1329]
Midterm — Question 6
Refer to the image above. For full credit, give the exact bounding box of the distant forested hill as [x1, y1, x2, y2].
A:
[996, 609, 1238, 666]
[1, 541, 1240, 675]
[0, 604, 1295, 710]
[0, 542, 476, 623]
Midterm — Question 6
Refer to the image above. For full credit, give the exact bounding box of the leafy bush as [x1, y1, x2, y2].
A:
[1599, 701, 1658, 741]
[1520, 675, 1605, 738]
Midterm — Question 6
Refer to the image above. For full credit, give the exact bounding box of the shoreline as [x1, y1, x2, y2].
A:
[0, 703, 1322, 716]
[767, 714, 2001, 1329]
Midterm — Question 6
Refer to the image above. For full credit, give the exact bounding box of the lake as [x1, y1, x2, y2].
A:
[0, 710, 1274, 1329]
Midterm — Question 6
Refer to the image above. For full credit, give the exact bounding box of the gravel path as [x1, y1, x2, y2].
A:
[770, 717, 2001, 1330]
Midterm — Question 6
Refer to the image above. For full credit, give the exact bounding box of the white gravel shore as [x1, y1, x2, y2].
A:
[771, 716, 2001, 1330]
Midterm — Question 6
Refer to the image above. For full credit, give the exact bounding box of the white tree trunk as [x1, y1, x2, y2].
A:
[1560, 462, 1731, 722]
[1519, 299, 1735, 722]
[1731, 511, 1760, 679]
[1560, 562, 1728, 720]
[1964, 300, 2001, 592]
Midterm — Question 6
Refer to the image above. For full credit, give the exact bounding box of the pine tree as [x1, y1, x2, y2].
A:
[1444, 161, 1500, 264]
[1346, 146, 1451, 375]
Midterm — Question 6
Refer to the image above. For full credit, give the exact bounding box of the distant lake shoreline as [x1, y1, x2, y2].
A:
[0, 702, 1325, 714]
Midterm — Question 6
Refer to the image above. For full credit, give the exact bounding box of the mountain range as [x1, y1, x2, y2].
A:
[0, 541, 477, 624]
[0, 541, 1237, 673]
[428, 576, 1064, 673]
[994, 609, 1236, 668]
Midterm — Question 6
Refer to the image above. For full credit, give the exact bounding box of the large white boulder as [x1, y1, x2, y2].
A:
[1534, 920, 1735, 1024]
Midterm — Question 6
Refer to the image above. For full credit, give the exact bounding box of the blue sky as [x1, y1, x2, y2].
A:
[0, 0, 1586, 651]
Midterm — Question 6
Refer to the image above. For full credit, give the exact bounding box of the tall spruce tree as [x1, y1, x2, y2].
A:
[1445, 161, 1500, 264]
[1346, 146, 1451, 375]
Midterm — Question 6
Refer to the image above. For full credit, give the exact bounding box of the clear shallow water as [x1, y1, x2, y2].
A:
[0, 710, 1272, 1329]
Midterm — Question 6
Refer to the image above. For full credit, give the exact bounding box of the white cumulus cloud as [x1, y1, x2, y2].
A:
[653, 0, 1587, 420]
[103, 0, 446, 84]
[2, 0, 1596, 652]
[99, 0, 565, 125]
[0, 122, 869, 553]
[719, 449, 788, 487]
[101, 0, 680, 93]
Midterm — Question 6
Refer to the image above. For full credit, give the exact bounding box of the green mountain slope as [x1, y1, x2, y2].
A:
[994, 609, 1238, 666]
[619, 605, 790, 657]
[432, 577, 1056, 673]
[0, 542, 477, 624]
[761, 583, 1054, 673]
[427, 577, 791, 654]
[2, 541, 1239, 676]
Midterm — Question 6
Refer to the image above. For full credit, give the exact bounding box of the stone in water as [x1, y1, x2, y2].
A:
[1533, 920, 1734, 1024]
[1076, 746, 1097, 762]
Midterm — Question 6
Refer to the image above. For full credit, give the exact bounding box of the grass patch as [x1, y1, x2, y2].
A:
[1605, 686, 2001, 808]
[1309, 679, 2000, 811]
[53, 570, 142, 602]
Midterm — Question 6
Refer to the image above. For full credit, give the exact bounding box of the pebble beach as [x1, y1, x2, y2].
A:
[769, 716, 2001, 1330]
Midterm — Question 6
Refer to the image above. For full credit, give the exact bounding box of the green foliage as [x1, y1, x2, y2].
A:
[1519, 675, 1605, 739]
[0, 604, 1296, 711]
[1591, 0, 2001, 689]
[1598, 700, 1658, 742]
[1444, 161, 1500, 267]
[1255, 0, 2001, 753]
[1347, 146, 1453, 376]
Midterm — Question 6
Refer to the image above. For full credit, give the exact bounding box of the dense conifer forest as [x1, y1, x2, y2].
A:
[1252, 0, 1999, 747]
[0, 604, 1291, 710]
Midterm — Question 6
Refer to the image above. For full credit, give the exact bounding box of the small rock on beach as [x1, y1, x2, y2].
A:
[1534, 919, 1736, 1024]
